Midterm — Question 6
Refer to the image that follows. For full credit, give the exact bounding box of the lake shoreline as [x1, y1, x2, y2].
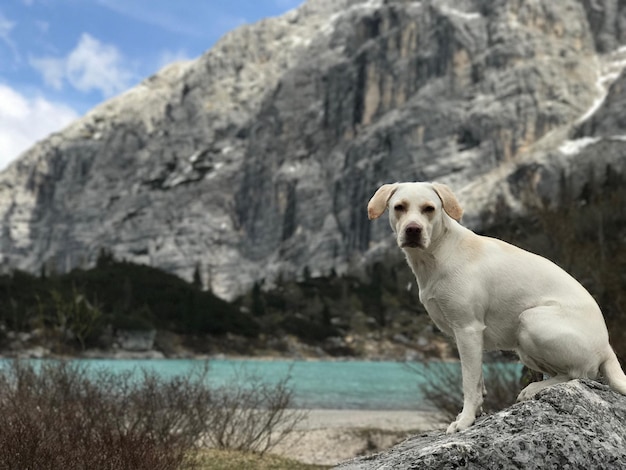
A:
[0, 347, 433, 362]
[271, 408, 445, 466]
[0, 327, 456, 363]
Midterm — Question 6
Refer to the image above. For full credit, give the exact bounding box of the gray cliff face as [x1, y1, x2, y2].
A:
[336, 380, 626, 469]
[1, 0, 626, 299]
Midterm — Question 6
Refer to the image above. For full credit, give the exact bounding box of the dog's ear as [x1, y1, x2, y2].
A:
[432, 182, 463, 222]
[367, 183, 399, 220]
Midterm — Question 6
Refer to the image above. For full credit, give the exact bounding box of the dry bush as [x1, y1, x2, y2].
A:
[0, 360, 304, 469]
[406, 359, 522, 422]
[205, 368, 306, 455]
[0, 360, 200, 470]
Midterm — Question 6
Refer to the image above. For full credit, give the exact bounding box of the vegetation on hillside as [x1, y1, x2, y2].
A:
[0, 251, 259, 352]
[0, 248, 439, 357]
[235, 259, 438, 356]
[0, 165, 625, 362]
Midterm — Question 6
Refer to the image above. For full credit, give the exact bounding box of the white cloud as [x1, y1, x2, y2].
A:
[0, 13, 14, 42]
[30, 56, 65, 89]
[30, 33, 135, 98]
[157, 48, 192, 69]
[67, 34, 134, 95]
[0, 84, 78, 171]
[0, 12, 19, 61]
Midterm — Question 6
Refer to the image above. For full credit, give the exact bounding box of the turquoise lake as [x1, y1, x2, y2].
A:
[74, 358, 423, 410]
[42, 359, 517, 410]
[22, 358, 522, 410]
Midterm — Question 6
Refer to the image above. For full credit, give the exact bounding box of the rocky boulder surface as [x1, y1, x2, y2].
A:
[336, 379, 626, 469]
[2, 0, 626, 299]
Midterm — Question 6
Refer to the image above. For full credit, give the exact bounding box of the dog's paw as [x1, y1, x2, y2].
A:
[446, 414, 475, 434]
[516, 382, 543, 402]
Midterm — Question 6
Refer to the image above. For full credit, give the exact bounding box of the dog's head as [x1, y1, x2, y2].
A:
[367, 182, 463, 250]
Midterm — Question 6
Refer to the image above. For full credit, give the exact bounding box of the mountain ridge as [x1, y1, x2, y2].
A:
[2, 0, 626, 301]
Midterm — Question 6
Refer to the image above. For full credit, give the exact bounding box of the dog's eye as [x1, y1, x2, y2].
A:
[394, 204, 406, 212]
[423, 205, 435, 214]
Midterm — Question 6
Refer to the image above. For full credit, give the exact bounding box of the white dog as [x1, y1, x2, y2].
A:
[368, 181, 626, 433]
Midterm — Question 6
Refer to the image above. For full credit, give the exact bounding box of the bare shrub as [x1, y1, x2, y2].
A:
[405, 359, 522, 422]
[0, 360, 304, 469]
[0, 360, 196, 470]
[205, 367, 306, 455]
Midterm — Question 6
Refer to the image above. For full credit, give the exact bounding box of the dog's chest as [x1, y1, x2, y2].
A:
[421, 296, 454, 337]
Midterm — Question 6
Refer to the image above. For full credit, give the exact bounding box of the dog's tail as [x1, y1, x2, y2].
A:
[600, 347, 626, 395]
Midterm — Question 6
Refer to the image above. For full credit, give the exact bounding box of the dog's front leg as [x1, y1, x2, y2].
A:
[447, 324, 484, 434]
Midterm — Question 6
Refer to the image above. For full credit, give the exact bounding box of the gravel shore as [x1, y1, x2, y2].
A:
[271, 409, 444, 466]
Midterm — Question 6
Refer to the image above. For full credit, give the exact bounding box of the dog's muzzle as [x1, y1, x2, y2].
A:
[401, 222, 424, 248]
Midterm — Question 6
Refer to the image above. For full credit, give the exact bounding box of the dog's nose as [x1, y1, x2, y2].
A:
[405, 223, 422, 236]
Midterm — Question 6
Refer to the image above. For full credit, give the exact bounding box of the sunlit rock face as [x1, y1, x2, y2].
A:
[2, 0, 626, 299]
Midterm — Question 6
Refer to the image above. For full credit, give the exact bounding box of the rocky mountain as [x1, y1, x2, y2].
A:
[2, 0, 626, 300]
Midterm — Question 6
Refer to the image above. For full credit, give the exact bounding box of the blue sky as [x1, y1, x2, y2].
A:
[0, 0, 303, 171]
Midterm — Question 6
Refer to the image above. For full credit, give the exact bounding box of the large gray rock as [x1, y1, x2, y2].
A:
[336, 380, 626, 469]
[1, 0, 626, 299]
